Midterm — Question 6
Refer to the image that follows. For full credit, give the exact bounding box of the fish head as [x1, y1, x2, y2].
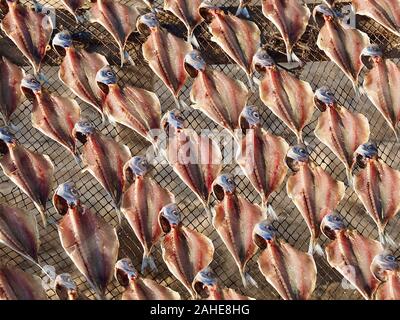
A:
[371, 252, 399, 282]
[55, 273, 79, 300]
[193, 267, 218, 298]
[313, 4, 336, 28]
[159, 203, 182, 233]
[321, 211, 346, 240]
[73, 119, 95, 144]
[184, 50, 206, 78]
[361, 45, 384, 70]
[52, 30, 73, 56]
[252, 48, 275, 73]
[136, 13, 159, 35]
[114, 258, 139, 287]
[354, 142, 379, 169]
[212, 174, 236, 201]
[0, 127, 16, 156]
[53, 182, 81, 215]
[123, 156, 149, 184]
[314, 87, 336, 112]
[161, 110, 186, 136]
[286, 144, 310, 172]
[240, 105, 261, 132]
[21, 74, 42, 99]
[253, 220, 277, 249]
[96, 65, 117, 94]
[199, 1, 221, 23]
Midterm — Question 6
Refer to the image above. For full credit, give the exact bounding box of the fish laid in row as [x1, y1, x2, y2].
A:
[53, 182, 119, 299]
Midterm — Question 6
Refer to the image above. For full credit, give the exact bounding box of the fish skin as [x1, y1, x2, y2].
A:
[363, 57, 400, 139]
[287, 162, 345, 251]
[352, 0, 400, 37]
[325, 229, 383, 300]
[89, 0, 139, 66]
[259, 67, 314, 142]
[0, 1, 53, 74]
[207, 10, 261, 79]
[257, 238, 317, 300]
[58, 205, 119, 299]
[213, 192, 264, 287]
[104, 85, 161, 145]
[79, 131, 131, 210]
[142, 27, 192, 98]
[375, 273, 400, 300]
[121, 173, 174, 271]
[0, 266, 48, 300]
[122, 277, 181, 300]
[161, 224, 214, 298]
[164, 0, 203, 38]
[0, 141, 54, 227]
[190, 68, 249, 137]
[316, 13, 370, 92]
[262, 0, 311, 62]
[314, 103, 370, 177]
[353, 158, 400, 238]
[62, 0, 85, 21]
[30, 90, 81, 161]
[59, 47, 108, 120]
[0, 57, 24, 126]
[0, 203, 40, 263]
[237, 127, 289, 207]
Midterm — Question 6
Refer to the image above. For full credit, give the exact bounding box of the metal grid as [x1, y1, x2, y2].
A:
[0, 0, 399, 300]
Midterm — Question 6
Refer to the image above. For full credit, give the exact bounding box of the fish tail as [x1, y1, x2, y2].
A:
[76, 14, 87, 24]
[204, 204, 214, 225]
[308, 239, 325, 256]
[352, 81, 361, 98]
[124, 50, 136, 66]
[141, 254, 157, 274]
[296, 133, 304, 144]
[345, 168, 353, 188]
[240, 270, 258, 288]
[114, 205, 123, 226]
[188, 29, 200, 48]
[73, 151, 83, 167]
[287, 49, 303, 66]
[379, 229, 397, 248]
[235, 6, 250, 19]
[173, 96, 189, 111]
[246, 73, 255, 92]
[265, 203, 279, 221]
[35, 204, 48, 228]
[119, 46, 125, 67]
[393, 127, 400, 143]
[252, 75, 261, 87]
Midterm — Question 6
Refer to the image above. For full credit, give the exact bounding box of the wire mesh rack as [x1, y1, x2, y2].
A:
[0, 0, 399, 300]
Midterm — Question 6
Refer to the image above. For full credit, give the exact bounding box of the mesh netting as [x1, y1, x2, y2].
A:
[0, 0, 399, 300]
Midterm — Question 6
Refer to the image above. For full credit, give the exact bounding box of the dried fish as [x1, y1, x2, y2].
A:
[371, 252, 400, 300]
[55, 273, 88, 300]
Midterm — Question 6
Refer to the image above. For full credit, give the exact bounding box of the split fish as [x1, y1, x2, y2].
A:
[0, 127, 54, 227]
[262, 0, 311, 63]
[286, 144, 345, 254]
[0, 57, 24, 126]
[353, 142, 400, 245]
[62, 0, 85, 23]
[0, 266, 47, 300]
[1, 0, 53, 74]
[164, 0, 203, 47]
[121, 156, 175, 273]
[0, 203, 40, 264]
[237, 106, 289, 211]
[371, 252, 400, 300]
[53, 31, 109, 122]
[96, 65, 162, 147]
[212, 174, 264, 287]
[199, 3, 261, 89]
[254, 220, 317, 300]
[159, 203, 214, 299]
[161, 110, 222, 221]
[193, 267, 255, 300]
[314, 87, 370, 184]
[114, 258, 181, 300]
[184, 50, 249, 139]
[253, 48, 315, 142]
[89, 0, 140, 66]
[20, 74, 81, 164]
[361, 45, 400, 140]
[53, 182, 119, 299]
[352, 0, 400, 37]
[314, 5, 371, 95]
[137, 13, 192, 108]
[321, 212, 383, 299]
[55, 273, 88, 300]
[73, 119, 131, 221]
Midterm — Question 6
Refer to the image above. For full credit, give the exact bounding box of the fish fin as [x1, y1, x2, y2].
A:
[236, 6, 250, 19]
[241, 271, 258, 288]
[188, 31, 200, 49]
[141, 254, 157, 274]
[124, 51, 135, 66]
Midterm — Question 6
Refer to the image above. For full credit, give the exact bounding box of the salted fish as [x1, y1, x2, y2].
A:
[55, 273, 88, 300]
[371, 252, 400, 300]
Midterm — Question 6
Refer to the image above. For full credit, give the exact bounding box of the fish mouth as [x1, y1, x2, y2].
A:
[161, 110, 186, 136]
[73, 119, 95, 144]
[123, 156, 149, 184]
[361, 45, 383, 69]
[320, 212, 346, 240]
[252, 48, 275, 73]
[159, 203, 182, 233]
[212, 174, 236, 201]
[21, 74, 41, 97]
[55, 274, 78, 300]
[0, 127, 16, 156]
[313, 4, 335, 27]
[240, 105, 261, 131]
[354, 142, 378, 169]
[184, 50, 206, 78]
[136, 13, 159, 35]
[199, 1, 221, 23]
[253, 220, 276, 249]
[314, 87, 336, 111]
[53, 182, 81, 215]
[114, 258, 138, 287]
[193, 267, 218, 297]
[52, 30, 73, 56]
[371, 252, 399, 282]
[286, 144, 310, 172]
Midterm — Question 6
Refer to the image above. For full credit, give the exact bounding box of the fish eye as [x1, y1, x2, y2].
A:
[386, 255, 396, 262]
[252, 111, 260, 118]
[107, 71, 113, 77]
